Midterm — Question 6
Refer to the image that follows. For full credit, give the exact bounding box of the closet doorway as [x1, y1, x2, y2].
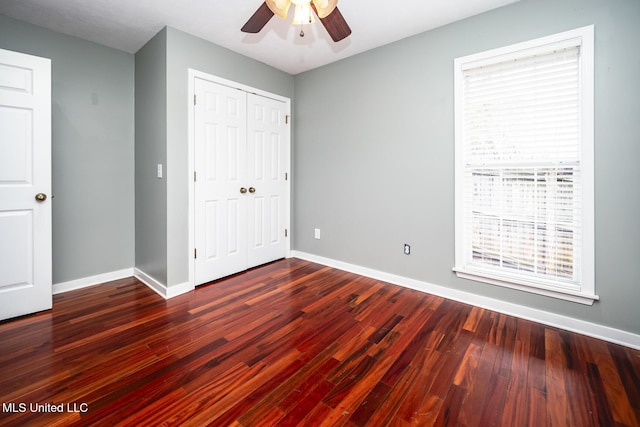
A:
[191, 72, 291, 285]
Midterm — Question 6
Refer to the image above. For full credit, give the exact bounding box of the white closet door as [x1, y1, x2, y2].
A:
[0, 49, 52, 321]
[246, 93, 288, 268]
[194, 77, 289, 286]
[194, 78, 248, 284]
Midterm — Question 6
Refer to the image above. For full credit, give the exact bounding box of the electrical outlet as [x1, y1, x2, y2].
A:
[404, 244, 411, 255]
[314, 228, 321, 240]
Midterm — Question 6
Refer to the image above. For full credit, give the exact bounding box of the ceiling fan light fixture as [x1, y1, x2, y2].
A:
[292, 3, 316, 25]
[241, 0, 351, 42]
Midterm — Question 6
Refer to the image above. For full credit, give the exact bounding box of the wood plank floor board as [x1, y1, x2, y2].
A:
[1, 258, 639, 426]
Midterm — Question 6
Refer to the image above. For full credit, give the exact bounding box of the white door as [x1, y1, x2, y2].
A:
[246, 93, 288, 267]
[194, 78, 288, 285]
[194, 78, 248, 283]
[0, 49, 52, 321]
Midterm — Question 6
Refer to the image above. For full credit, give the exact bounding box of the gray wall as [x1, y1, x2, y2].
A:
[0, 16, 135, 284]
[135, 29, 168, 284]
[135, 27, 295, 288]
[293, 0, 640, 334]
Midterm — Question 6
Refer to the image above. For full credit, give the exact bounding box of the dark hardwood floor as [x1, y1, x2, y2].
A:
[1, 258, 639, 426]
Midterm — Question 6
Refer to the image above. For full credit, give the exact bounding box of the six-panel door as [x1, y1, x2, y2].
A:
[0, 48, 52, 321]
[194, 78, 288, 285]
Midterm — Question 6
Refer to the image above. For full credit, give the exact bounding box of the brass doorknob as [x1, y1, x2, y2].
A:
[35, 193, 47, 202]
[249, 187, 256, 193]
[240, 187, 247, 194]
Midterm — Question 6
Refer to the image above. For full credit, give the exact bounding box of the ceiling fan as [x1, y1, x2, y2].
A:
[241, 0, 352, 42]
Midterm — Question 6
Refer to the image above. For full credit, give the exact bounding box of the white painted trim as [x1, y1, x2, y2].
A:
[188, 69, 196, 293]
[166, 281, 194, 299]
[187, 69, 292, 290]
[134, 268, 194, 300]
[291, 251, 640, 350]
[453, 268, 598, 306]
[133, 268, 165, 297]
[53, 268, 134, 295]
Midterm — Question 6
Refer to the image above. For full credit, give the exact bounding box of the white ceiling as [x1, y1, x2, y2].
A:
[0, 0, 518, 75]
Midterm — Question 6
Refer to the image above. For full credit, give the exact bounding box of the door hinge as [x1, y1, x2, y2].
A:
[285, 229, 288, 237]
[194, 94, 197, 105]
[285, 172, 288, 181]
[194, 248, 197, 259]
[285, 115, 290, 124]
[194, 171, 197, 182]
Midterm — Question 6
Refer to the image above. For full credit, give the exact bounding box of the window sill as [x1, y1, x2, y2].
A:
[453, 268, 599, 305]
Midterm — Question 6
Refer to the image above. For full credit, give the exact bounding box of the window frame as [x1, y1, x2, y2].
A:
[453, 26, 597, 305]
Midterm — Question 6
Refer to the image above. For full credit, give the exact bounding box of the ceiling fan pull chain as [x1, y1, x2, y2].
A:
[299, 8, 314, 37]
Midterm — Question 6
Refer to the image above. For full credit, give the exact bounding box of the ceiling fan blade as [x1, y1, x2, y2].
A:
[314, 5, 351, 42]
[241, 2, 275, 33]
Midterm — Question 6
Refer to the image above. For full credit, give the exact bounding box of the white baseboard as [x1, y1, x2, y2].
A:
[53, 268, 134, 295]
[291, 251, 640, 350]
[166, 281, 194, 299]
[134, 268, 194, 299]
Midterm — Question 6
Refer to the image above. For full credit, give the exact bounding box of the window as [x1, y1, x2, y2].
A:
[454, 26, 597, 305]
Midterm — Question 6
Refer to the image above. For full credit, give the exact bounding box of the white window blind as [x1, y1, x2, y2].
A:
[454, 27, 596, 304]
